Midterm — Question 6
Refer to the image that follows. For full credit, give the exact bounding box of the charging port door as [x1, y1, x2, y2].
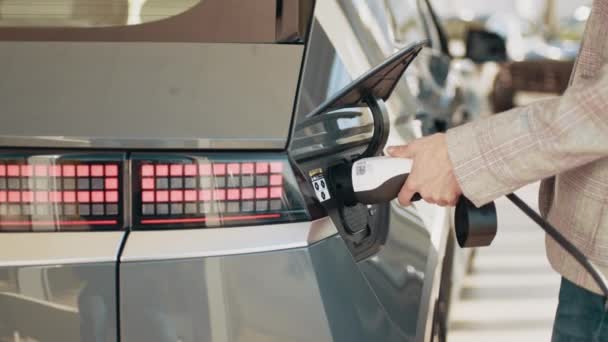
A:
[292, 156, 391, 260]
[290, 21, 425, 260]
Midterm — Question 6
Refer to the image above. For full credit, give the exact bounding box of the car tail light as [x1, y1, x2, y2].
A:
[0, 152, 124, 231]
[132, 153, 309, 229]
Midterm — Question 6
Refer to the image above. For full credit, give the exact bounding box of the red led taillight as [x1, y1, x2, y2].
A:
[0, 152, 307, 231]
[0, 153, 124, 231]
[132, 154, 308, 229]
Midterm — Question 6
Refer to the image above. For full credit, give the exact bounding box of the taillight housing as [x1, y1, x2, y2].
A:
[132, 153, 309, 229]
[0, 152, 124, 232]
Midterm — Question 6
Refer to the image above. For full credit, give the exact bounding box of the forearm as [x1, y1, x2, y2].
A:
[447, 68, 608, 206]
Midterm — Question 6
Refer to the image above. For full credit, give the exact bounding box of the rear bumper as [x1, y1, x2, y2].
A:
[120, 229, 416, 342]
[0, 215, 440, 342]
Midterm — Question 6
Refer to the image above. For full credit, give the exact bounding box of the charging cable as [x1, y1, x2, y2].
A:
[506, 193, 608, 310]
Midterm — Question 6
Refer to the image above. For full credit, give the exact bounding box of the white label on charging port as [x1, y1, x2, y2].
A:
[309, 169, 331, 203]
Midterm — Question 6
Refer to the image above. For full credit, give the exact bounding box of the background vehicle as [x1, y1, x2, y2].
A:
[334, 0, 487, 135]
[0, 1, 454, 341]
[434, 0, 588, 112]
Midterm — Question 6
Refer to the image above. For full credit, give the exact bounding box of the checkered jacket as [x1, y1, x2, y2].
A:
[446, 0, 608, 294]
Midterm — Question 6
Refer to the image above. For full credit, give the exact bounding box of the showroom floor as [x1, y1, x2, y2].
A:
[448, 183, 561, 341]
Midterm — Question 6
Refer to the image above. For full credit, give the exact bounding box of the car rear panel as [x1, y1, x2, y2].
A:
[0, 42, 303, 149]
[0, 0, 312, 150]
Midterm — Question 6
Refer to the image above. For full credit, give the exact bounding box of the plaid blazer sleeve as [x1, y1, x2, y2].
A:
[446, 65, 608, 207]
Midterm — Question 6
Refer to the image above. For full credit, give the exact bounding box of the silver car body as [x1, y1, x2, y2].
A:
[0, 1, 453, 341]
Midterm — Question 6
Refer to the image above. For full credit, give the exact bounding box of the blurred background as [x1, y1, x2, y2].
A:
[430, 0, 591, 340]
[438, 0, 590, 112]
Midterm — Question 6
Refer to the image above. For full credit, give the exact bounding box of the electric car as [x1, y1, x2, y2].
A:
[0, 1, 454, 341]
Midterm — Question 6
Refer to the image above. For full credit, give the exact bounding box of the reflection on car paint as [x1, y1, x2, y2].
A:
[358, 204, 430, 338]
[0, 263, 117, 342]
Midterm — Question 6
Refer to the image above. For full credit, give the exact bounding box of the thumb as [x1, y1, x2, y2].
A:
[386, 144, 415, 158]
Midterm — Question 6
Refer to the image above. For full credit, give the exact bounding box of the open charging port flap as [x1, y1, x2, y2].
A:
[297, 41, 427, 260]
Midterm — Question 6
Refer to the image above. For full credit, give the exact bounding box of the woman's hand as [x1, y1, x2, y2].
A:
[387, 133, 462, 207]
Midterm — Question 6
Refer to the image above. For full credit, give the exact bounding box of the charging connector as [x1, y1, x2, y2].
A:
[346, 156, 497, 247]
[340, 156, 608, 306]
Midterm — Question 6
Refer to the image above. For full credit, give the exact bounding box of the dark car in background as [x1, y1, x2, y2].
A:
[0, 1, 457, 341]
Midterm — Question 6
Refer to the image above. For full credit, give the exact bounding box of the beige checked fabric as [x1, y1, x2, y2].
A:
[446, 0, 608, 294]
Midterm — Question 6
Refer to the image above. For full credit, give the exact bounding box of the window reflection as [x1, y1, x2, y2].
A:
[0, 0, 200, 27]
[127, 0, 147, 25]
[291, 21, 374, 160]
[351, 0, 396, 54]
[386, 0, 426, 44]
[0, 264, 116, 342]
[326, 56, 365, 130]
